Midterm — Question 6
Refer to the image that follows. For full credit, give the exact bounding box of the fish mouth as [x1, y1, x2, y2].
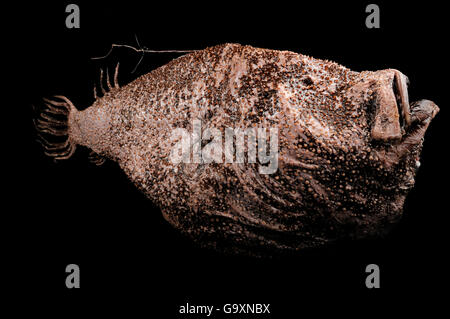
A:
[371, 69, 438, 144]
[368, 69, 439, 169]
[390, 71, 440, 144]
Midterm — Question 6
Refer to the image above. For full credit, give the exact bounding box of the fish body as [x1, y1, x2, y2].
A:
[36, 43, 439, 254]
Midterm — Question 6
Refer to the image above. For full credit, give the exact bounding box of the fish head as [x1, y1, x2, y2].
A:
[279, 61, 439, 238]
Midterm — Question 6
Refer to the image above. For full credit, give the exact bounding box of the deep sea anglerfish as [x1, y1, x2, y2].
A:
[35, 43, 439, 255]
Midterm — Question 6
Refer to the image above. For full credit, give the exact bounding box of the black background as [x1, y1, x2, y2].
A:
[5, 0, 448, 316]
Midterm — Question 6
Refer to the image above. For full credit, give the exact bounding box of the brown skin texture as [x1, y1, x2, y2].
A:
[37, 43, 439, 255]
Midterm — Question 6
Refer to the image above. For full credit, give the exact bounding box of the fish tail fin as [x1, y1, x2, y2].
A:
[34, 95, 78, 161]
